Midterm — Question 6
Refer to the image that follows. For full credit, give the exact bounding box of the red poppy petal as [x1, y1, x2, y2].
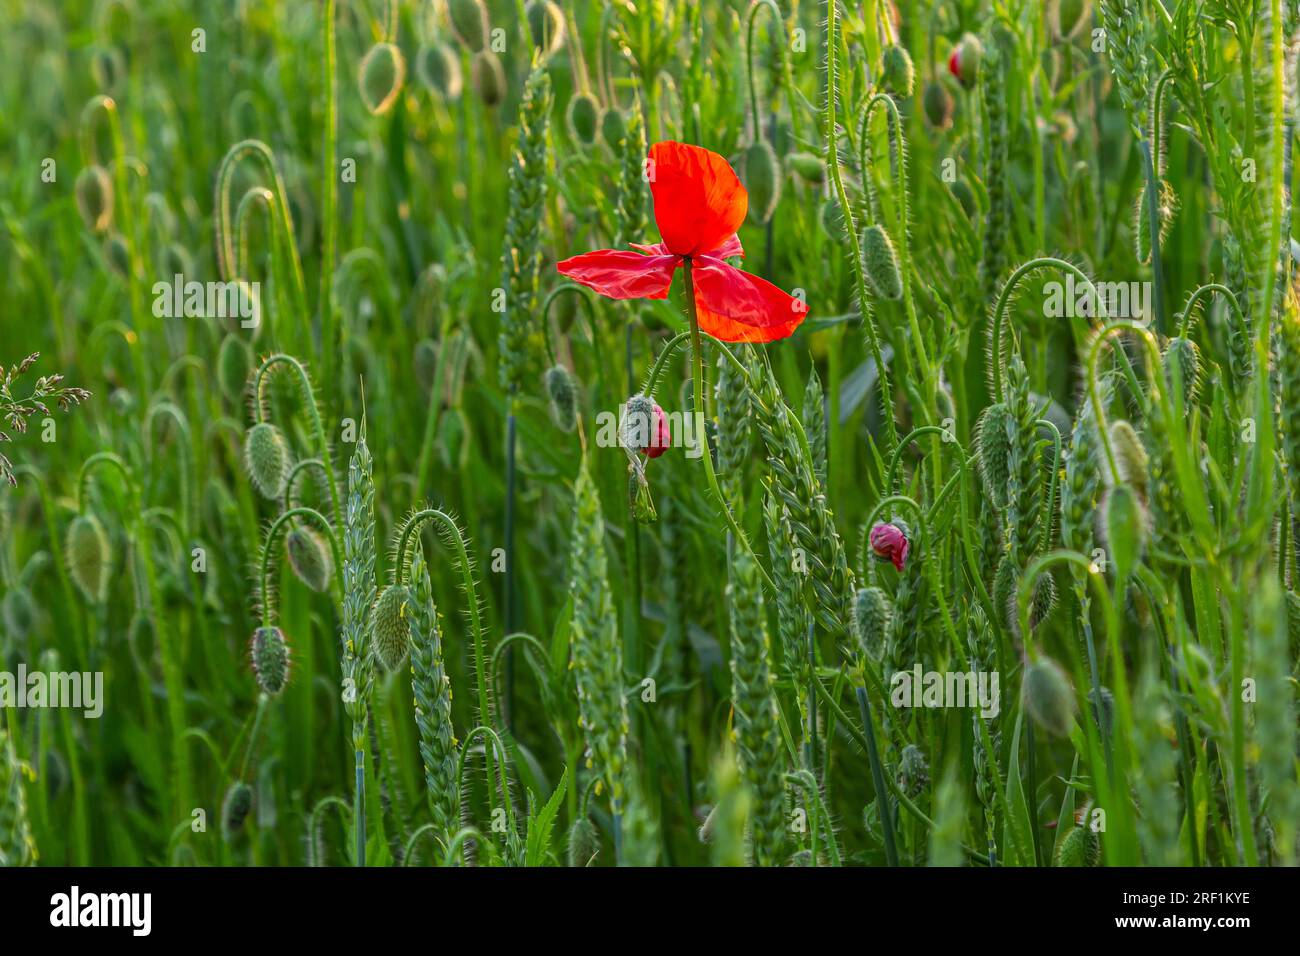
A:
[630, 241, 671, 256]
[690, 259, 808, 343]
[648, 142, 748, 257]
[556, 249, 680, 300]
[701, 233, 745, 259]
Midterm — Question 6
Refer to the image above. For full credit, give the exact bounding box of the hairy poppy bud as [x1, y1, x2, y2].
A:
[359, 42, 406, 116]
[785, 151, 825, 184]
[869, 521, 910, 571]
[600, 108, 627, 150]
[75, 165, 114, 233]
[217, 334, 251, 402]
[745, 140, 781, 225]
[896, 744, 928, 797]
[975, 402, 1014, 509]
[104, 233, 131, 278]
[472, 50, 505, 107]
[1108, 420, 1148, 496]
[1162, 336, 1203, 406]
[1102, 482, 1147, 581]
[286, 526, 333, 594]
[244, 422, 292, 500]
[66, 513, 110, 604]
[852, 586, 893, 660]
[923, 81, 953, 128]
[566, 92, 600, 147]
[948, 33, 982, 87]
[222, 781, 254, 836]
[545, 364, 578, 432]
[416, 43, 462, 98]
[372, 585, 413, 670]
[861, 224, 903, 301]
[1056, 821, 1101, 866]
[448, 0, 489, 52]
[526, 0, 565, 57]
[881, 44, 915, 97]
[1023, 656, 1075, 737]
[1, 587, 36, 638]
[622, 394, 670, 458]
[567, 816, 599, 866]
[250, 625, 291, 696]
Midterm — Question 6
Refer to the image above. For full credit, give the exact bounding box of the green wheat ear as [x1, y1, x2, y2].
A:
[447, 0, 489, 52]
[286, 526, 333, 594]
[744, 140, 781, 225]
[66, 512, 110, 604]
[244, 422, 292, 500]
[358, 43, 407, 117]
[372, 584, 414, 671]
[407, 539, 458, 847]
[74, 164, 114, 233]
[0, 729, 36, 865]
[726, 547, 789, 867]
[250, 625, 291, 696]
[860, 224, 904, 301]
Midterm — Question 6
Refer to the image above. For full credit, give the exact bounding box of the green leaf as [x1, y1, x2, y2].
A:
[525, 766, 568, 867]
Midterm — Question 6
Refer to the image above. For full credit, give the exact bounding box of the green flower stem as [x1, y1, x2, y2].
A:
[682, 259, 775, 592]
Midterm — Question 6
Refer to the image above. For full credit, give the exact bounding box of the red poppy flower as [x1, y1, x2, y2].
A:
[556, 141, 808, 343]
[869, 521, 910, 571]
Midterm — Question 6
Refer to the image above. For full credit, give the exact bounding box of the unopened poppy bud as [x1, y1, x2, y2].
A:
[881, 44, 915, 97]
[852, 586, 893, 659]
[222, 781, 254, 836]
[566, 92, 600, 146]
[975, 402, 1014, 509]
[1108, 420, 1149, 495]
[372, 585, 414, 671]
[745, 140, 781, 225]
[250, 625, 290, 696]
[923, 81, 953, 128]
[1102, 483, 1147, 581]
[244, 422, 292, 500]
[545, 364, 578, 432]
[286, 526, 333, 594]
[75, 165, 114, 233]
[358, 42, 406, 116]
[622, 394, 670, 458]
[1162, 336, 1203, 406]
[948, 33, 982, 87]
[600, 108, 626, 150]
[66, 513, 111, 604]
[1023, 655, 1075, 737]
[472, 51, 505, 107]
[869, 521, 910, 571]
[525, 0, 565, 57]
[448, 0, 489, 52]
[217, 334, 251, 402]
[416, 43, 462, 98]
[785, 151, 825, 184]
[861, 224, 903, 301]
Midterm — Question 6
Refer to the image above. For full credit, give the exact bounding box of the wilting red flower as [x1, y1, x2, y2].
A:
[556, 141, 808, 343]
[869, 521, 910, 571]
